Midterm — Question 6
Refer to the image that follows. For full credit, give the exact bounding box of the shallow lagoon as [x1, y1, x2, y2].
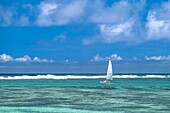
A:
[0, 75, 170, 113]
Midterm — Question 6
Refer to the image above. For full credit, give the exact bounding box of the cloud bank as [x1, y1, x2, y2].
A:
[0, 54, 13, 62]
[0, 54, 54, 63]
[145, 55, 170, 61]
[92, 53, 123, 62]
[1, 0, 170, 44]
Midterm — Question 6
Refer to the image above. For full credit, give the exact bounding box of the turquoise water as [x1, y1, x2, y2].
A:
[0, 74, 170, 113]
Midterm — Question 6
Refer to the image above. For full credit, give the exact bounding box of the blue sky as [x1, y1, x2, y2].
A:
[1, 0, 170, 73]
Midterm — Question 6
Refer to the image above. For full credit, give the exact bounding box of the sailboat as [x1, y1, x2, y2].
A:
[100, 59, 113, 84]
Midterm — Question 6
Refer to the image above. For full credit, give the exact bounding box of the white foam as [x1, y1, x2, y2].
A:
[113, 75, 167, 78]
[0, 74, 105, 80]
[0, 74, 169, 80]
[144, 75, 166, 78]
[113, 75, 140, 78]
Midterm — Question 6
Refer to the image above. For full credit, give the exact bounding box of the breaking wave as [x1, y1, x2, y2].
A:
[0, 74, 170, 80]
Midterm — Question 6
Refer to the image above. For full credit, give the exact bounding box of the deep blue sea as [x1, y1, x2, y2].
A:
[0, 73, 170, 113]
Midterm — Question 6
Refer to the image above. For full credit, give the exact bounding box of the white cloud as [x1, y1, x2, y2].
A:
[81, 0, 146, 45]
[92, 54, 105, 62]
[2, 0, 170, 44]
[0, 53, 54, 63]
[146, 11, 170, 39]
[100, 20, 134, 43]
[145, 55, 170, 61]
[0, 54, 13, 62]
[36, 0, 86, 26]
[33, 57, 54, 63]
[0, 0, 137, 26]
[100, 22, 133, 35]
[15, 55, 31, 62]
[83, 20, 134, 45]
[92, 53, 123, 62]
[40, 2, 58, 16]
[145, 0, 170, 40]
[25, 0, 137, 26]
[109, 54, 123, 61]
[89, 1, 132, 24]
[36, 2, 58, 26]
[33, 57, 41, 62]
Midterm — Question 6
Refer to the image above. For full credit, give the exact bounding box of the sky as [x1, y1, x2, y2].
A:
[0, 0, 170, 73]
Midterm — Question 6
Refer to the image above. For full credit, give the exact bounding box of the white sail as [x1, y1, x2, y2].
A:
[106, 59, 113, 80]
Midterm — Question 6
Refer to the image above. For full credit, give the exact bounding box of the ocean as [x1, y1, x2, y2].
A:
[0, 73, 170, 113]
